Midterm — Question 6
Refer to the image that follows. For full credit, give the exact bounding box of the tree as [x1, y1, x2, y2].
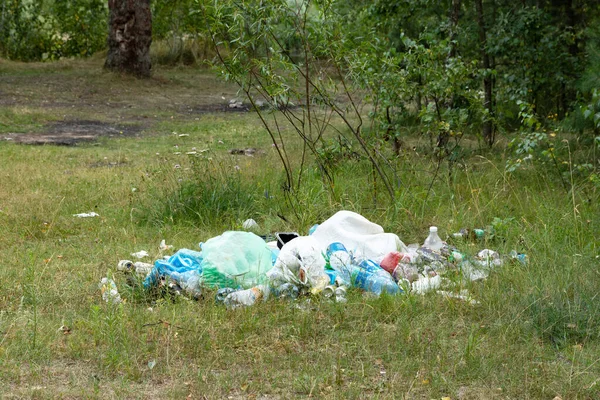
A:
[104, 0, 152, 77]
[475, 0, 494, 146]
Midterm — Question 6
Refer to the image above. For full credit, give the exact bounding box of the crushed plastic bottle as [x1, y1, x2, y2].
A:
[223, 285, 269, 309]
[423, 226, 443, 252]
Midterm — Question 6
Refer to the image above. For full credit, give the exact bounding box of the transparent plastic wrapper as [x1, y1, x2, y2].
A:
[200, 231, 273, 289]
[167, 270, 202, 298]
[99, 277, 122, 304]
[393, 263, 419, 283]
[460, 249, 503, 281]
[311, 210, 408, 260]
[411, 274, 442, 294]
[267, 236, 330, 293]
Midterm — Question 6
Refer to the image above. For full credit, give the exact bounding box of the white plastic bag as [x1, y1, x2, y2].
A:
[267, 236, 330, 293]
[311, 210, 408, 260]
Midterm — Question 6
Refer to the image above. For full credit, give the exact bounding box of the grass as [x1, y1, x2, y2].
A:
[0, 57, 599, 399]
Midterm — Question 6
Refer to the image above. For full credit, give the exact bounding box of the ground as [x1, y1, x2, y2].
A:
[0, 57, 598, 399]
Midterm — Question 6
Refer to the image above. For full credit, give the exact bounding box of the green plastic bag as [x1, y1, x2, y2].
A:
[200, 231, 273, 289]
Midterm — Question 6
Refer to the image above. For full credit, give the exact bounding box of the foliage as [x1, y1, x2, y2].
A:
[0, 0, 107, 61]
[151, 0, 213, 65]
[201, 0, 400, 202]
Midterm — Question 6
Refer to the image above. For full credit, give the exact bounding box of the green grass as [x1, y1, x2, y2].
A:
[0, 58, 599, 399]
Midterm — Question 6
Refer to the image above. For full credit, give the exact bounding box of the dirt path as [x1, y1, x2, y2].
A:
[0, 58, 252, 145]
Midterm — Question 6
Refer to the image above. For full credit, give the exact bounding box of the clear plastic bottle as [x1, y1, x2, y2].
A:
[327, 243, 353, 284]
[351, 266, 400, 295]
[423, 226, 444, 252]
[223, 285, 269, 309]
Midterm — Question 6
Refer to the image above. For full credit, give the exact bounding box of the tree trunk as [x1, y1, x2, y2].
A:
[475, 0, 494, 147]
[449, 0, 461, 58]
[104, 0, 152, 77]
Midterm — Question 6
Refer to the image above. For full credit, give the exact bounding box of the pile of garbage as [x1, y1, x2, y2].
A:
[103, 211, 526, 309]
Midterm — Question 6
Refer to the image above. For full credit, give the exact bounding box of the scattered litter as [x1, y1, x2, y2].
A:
[159, 239, 173, 252]
[73, 212, 99, 218]
[57, 325, 72, 335]
[143, 248, 204, 298]
[110, 211, 519, 309]
[224, 285, 269, 309]
[178, 134, 189, 137]
[311, 210, 408, 260]
[148, 359, 156, 370]
[411, 274, 442, 295]
[99, 277, 121, 304]
[201, 231, 273, 289]
[242, 218, 259, 231]
[229, 148, 262, 156]
[438, 290, 480, 305]
[117, 260, 153, 277]
[228, 99, 245, 109]
[130, 250, 149, 259]
[268, 236, 330, 294]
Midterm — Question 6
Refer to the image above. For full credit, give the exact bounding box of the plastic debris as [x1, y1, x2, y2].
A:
[509, 250, 528, 264]
[411, 274, 442, 295]
[109, 211, 514, 309]
[99, 277, 122, 304]
[423, 226, 444, 252]
[159, 239, 173, 252]
[131, 250, 149, 259]
[201, 231, 273, 289]
[73, 212, 99, 218]
[273, 283, 300, 300]
[311, 210, 408, 260]
[117, 260, 153, 277]
[267, 236, 330, 293]
[223, 285, 269, 309]
[143, 249, 204, 297]
[327, 242, 401, 296]
[242, 218, 259, 231]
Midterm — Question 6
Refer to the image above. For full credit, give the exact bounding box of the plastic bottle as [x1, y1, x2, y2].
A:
[223, 285, 269, 309]
[351, 266, 401, 295]
[328, 243, 401, 295]
[423, 226, 443, 252]
[327, 242, 353, 285]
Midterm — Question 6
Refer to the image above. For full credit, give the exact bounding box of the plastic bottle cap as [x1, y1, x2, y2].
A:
[430, 226, 438, 232]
